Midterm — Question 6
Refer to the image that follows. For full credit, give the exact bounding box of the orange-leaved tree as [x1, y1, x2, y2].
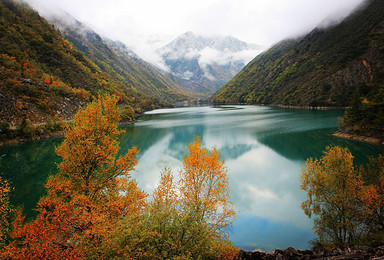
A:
[180, 137, 236, 240]
[358, 155, 384, 236]
[2, 96, 146, 259]
[141, 137, 237, 259]
[300, 146, 365, 247]
[0, 177, 12, 248]
[55, 95, 139, 199]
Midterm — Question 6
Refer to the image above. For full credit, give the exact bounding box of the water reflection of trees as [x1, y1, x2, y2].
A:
[258, 128, 384, 165]
[0, 138, 62, 219]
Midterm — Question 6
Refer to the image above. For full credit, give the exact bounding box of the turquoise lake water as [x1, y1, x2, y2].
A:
[1, 105, 383, 251]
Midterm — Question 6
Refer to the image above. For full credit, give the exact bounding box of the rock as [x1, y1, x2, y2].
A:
[285, 247, 299, 257]
[355, 245, 374, 254]
[376, 249, 384, 257]
[235, 250, 275, 260]
[275, 253, 283, 260]
[298, 250, 313, 255]
[236, 245, 384, 260]
[20, 78, 34, 84]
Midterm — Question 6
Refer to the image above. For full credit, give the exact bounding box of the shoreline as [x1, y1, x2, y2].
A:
[273, 104, 344, 110]
[236, 245, 384, 259]
[0, 130, 65, 146]
[213, 102, 345, 110]
[333, 130, 384, 145]
[0, 120, 136, 146]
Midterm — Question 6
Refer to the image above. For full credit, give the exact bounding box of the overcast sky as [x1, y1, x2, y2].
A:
[25, 0, 366, 63]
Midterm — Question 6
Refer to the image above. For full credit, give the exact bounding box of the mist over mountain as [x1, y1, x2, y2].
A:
[47, 14, 190, 102]
[157, 32, 264, 96]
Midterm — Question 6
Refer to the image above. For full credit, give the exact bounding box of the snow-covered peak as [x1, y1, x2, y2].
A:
[157, 32, 263, 61]
[210, 35, 249, 52]
[156, 32, 265, 94]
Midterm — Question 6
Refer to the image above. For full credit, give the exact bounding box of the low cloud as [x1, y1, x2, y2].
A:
[130, 42, 170, 72]
[24, 0, 366, 71]
[198, 47, 263, 67]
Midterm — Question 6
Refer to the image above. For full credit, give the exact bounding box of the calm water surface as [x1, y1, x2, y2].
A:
[1, 105, 384, 252]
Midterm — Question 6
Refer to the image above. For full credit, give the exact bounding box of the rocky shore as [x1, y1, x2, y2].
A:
[0, 130, 65, 146]
[236, 245, 384, 260]
[0, 120, 137, 146]
[333, 131, 384, 145]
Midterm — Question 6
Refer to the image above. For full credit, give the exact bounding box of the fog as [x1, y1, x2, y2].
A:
[24, 0, 367, 70]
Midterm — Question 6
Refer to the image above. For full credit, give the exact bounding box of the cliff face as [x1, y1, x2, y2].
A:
[213, 0, 384, 107]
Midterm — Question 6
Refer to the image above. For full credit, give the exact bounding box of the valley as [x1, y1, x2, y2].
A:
[0, 0, 383, 258]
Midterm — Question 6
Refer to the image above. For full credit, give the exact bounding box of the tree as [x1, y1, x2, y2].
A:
[114, 138, 238, 259]
[300, 146, 365, 247]
[55, 95, 141, 199]
[349, 88, 363, 123]
[358, 156, 384, 235]
[179, 137, 236, 241]
[0, 98, 237, 258]
[2, 96, 146, 259]
[120, 104, 135, 122]
[0, 178, 11, 248]
[145, 138, 237, 259]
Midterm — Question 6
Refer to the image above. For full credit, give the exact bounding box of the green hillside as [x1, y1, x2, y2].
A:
[214, 0, 384, 108]
[0, 0, 189, 137]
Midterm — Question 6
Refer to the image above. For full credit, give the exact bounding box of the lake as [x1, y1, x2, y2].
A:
[1, 105, 383, 252]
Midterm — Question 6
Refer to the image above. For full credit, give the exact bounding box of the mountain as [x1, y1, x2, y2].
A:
[0, 0, 188, 134]
[213, 0, 384, 108]
[157, 32, 263, 96]
[0, 0, 102, 127]
[48, 13, 190, 103]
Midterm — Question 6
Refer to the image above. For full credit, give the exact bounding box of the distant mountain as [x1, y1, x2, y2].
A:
[157, 32, 263, 96]
[213, 0, 384, 108]
[48, 14, 189, 103]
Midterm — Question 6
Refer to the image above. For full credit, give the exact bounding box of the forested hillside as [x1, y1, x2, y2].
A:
[214, 0, 384, 108]
[0, 0, 188, 140]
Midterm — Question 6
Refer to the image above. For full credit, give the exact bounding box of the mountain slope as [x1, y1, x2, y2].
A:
[213, 0, 384, 107]
[0, 0, 186, 133]
[157, 32, 263, 96]
[49, 14, 189, 102]
[0, 0, 99, 126]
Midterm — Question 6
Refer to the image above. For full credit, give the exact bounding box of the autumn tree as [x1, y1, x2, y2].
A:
[108, 138, 237, 259]
[180, 137, 235, 241]
[300, 146, 366, 247]
[2, 96, 146, 259]
[0, 98, 238, 259]
[358, 155, 384, 237]
[0, 178, 12, 248]
[117, 169, 183, 259]
[139, 138, 237, 259]
[55, 95, 140, 199]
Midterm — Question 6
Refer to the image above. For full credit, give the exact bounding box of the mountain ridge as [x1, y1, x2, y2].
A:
[213, 0, 384, 107]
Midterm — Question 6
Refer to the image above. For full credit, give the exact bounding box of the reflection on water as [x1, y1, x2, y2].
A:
[1, 106, 383, 251]
[0, 138, 62, 219]
[125, 106, 384, 251]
